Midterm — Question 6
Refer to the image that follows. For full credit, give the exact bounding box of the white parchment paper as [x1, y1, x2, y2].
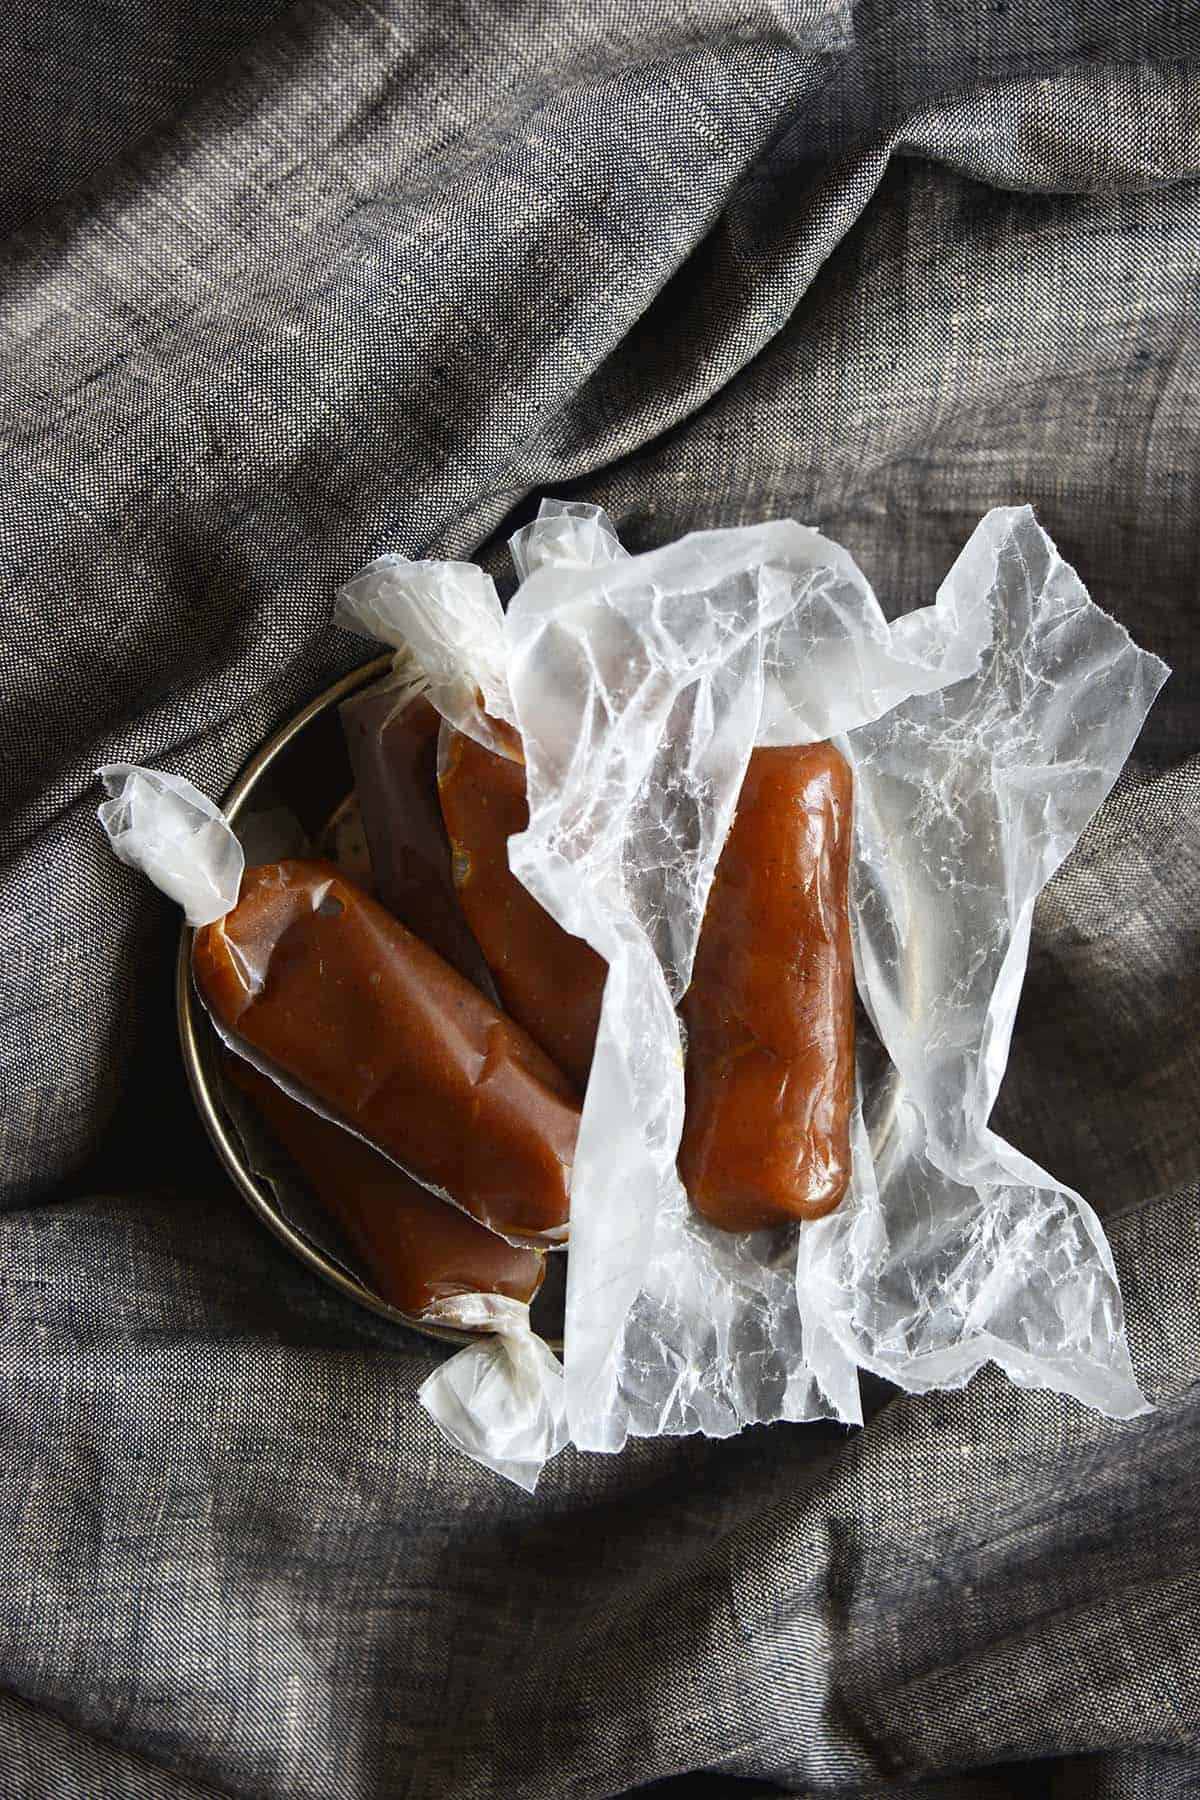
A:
[98, 763, 244, 926]
[795, 508, 1168, 1416]
[338, 499, 1167, 1481]
[505, 508, 993, 1449]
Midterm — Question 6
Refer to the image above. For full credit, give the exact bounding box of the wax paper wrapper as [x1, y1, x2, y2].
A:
[98, 762, 244, 926]
[794, 511, 1168, 1413]
[341, 500, 976, 1450]
[342, 499, 1166, 1478]
[505, 507, 995, 1449]
[336, 556, 517, 761]
[418, 1294, 568, 1493]
[96, 765, 565, 1489]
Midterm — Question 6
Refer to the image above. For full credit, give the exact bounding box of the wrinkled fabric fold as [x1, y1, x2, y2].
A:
[3, 0, 1198, 1792]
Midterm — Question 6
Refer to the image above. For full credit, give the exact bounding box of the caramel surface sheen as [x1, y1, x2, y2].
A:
[438, 728, 607, 1094]
[340, 687, 493, 987]
[193, 860, 579, 1244]
[678, 743, 855, 1232]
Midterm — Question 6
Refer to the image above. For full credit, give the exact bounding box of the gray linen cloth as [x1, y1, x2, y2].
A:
[0, 1, 1197, 1794]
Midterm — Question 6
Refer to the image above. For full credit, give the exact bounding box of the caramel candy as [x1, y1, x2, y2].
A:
[228, 1060, 543, 1318]
[339, 684, 494, 991]
[193, 860, 579, 1245]
[679, 744, 855, 1232]
[438, 727, 607, 1094]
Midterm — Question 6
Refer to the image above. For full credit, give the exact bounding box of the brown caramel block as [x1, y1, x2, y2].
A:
[227, 1059, 543, 1319]
[339, 685, 494, 990]
[438, 728, 607, 1095]
[679, 744, 855, 1232]
[193, 860, 579, 1245]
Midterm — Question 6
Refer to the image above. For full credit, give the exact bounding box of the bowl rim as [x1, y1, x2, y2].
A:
[175, 653, 484, 1349]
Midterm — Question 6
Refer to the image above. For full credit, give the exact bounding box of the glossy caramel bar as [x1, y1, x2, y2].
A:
[438, 728, 607, 1094]
[678, 744, 855, 1232]
[227, 1059, 543, 1318]
[339, 684, 494, 991]
[193, 860, 579, 1245]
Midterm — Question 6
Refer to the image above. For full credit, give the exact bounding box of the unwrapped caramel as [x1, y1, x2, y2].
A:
[193, 860, 579, 1245]
[228, 1059, 544, 1318]
[679, 743, 855, 1232]
[438, 727, 607, 1094]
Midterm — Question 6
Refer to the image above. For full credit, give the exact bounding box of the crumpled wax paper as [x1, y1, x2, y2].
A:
[794, 508, 1169, 1415]
[339, 499, 1167, 1481]
[417, 1294, 568, 1494]
[335, 556, 517, 762]
[505, 506, 997, 1450]
[98, 763, 244, 926]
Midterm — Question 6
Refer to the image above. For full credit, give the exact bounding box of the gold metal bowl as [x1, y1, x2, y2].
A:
[178, 661, 893, 1354]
